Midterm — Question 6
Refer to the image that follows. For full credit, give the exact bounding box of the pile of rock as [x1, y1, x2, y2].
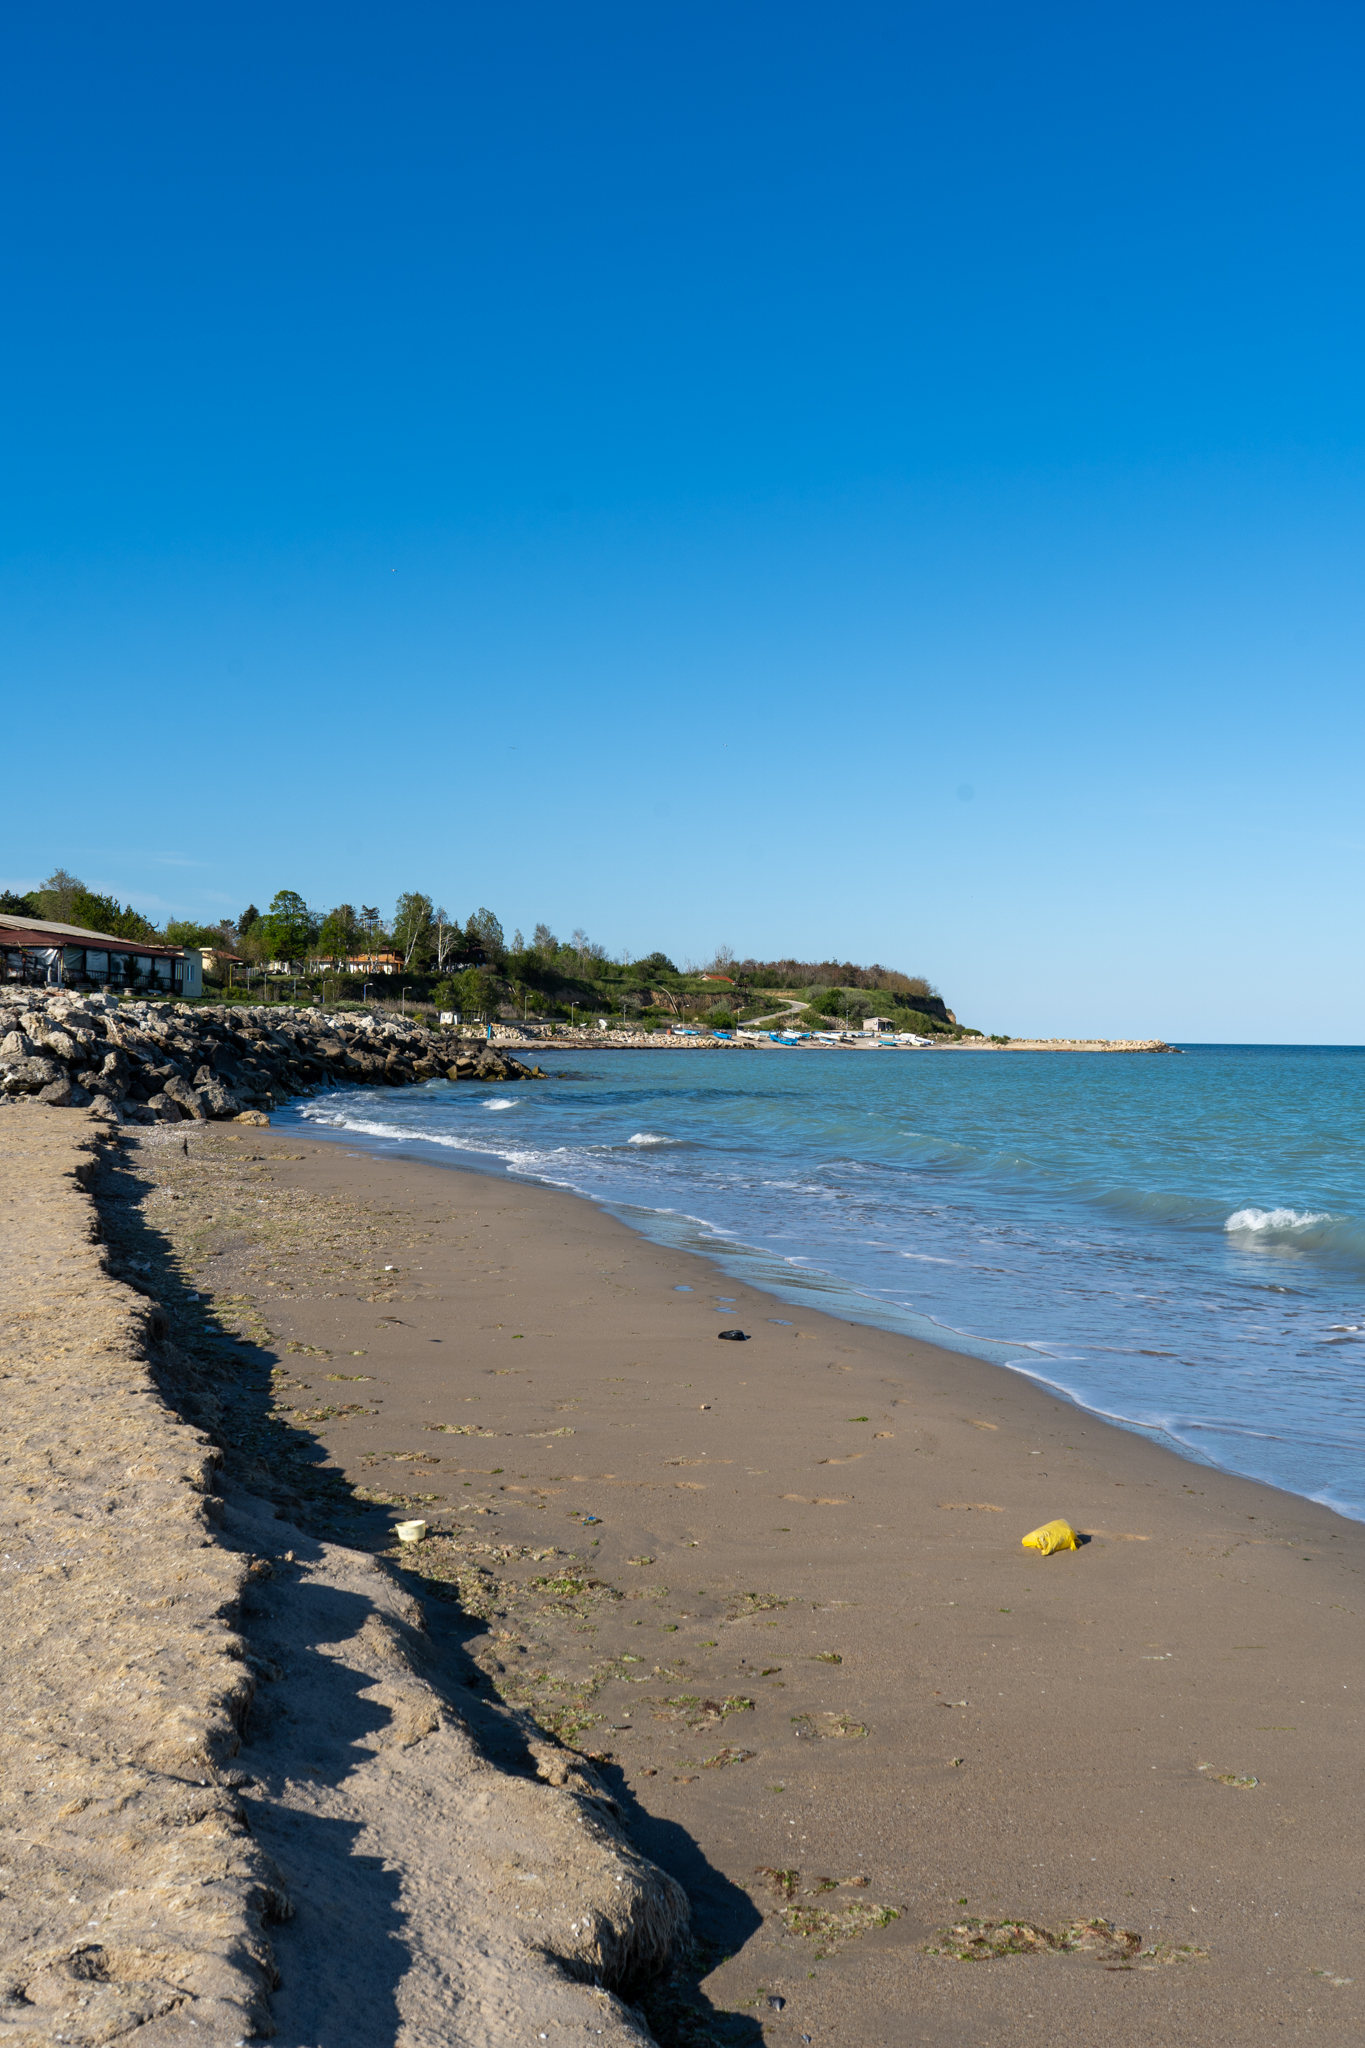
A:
[0, 989, 543, 1124]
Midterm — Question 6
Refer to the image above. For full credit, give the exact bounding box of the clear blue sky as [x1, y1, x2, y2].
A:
[4, 2, 1364, 1039]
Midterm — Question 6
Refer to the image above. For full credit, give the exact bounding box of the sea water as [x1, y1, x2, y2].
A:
[289, 1045, 1365, 1521]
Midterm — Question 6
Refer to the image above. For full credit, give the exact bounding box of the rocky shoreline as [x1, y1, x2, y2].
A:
[0, 990, 541, 1125]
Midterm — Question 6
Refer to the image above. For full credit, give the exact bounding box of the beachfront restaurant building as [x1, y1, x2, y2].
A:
[0, 913, 201, 998]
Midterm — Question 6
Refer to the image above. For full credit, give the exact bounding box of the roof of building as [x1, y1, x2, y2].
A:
[0, 913, 185, 957]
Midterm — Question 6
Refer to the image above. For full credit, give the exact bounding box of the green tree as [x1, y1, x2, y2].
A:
[316, 903, 360, 961]
[434, 965, 501, 1018]
[164, 919, 233, 949]
[238, 904, 260, 935]
[393, 891, 434, 969]
[0, 889, 36, 915]
[259, 889, 314, 962]
[466, 907, 505, 966]
[32, 868, 84, 922]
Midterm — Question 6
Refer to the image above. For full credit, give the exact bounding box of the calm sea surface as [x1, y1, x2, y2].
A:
[286, 1045, 1365, 1521]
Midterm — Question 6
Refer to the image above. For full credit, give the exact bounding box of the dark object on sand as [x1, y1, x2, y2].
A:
[767, 1995, 786, 2011]
[717, 1328, 749, 1341]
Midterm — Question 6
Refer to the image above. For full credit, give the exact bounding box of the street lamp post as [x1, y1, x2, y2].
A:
[401, 986, 412, 1018]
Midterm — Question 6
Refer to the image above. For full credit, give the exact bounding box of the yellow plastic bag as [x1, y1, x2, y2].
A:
[1021, 1518, 1079, 1556]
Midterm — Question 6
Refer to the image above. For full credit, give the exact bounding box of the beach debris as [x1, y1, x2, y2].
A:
[395, 1519, 428, 1544]
[1021, 1517, 1079, 1554]
[717, 1329, 749, 1341]
[653, 1692, 755, 1728]
[926, 1916, 1142, 1963]
[812, 1652, 843, 1664]
[767, 1995, 786, 2011]
[790, 1712, 868, 1741]
[726, 1590, 790, 1620]
[1198, 1764, 1259, 1788]
[781, 1898, 900, 1944]
[701, 1745, 757, 1768]
[754, 1868, 801, 1899]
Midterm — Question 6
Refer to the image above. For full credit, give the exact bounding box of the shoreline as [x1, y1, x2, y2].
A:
[485, 1028, 1175, 1053]
[117, 1122, 1365, 2045]
[282, 1106, 1361, 1528]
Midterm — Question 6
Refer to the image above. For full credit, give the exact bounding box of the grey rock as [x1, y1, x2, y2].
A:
[161, 1074, 208, 1119]
[0, 1031, 38, 1062]
[2, 1056, 65, 1094]
[199, 1079, 240, 1118]
[144, 1093, 184, 1122]
[36, 1078, 74, 1106]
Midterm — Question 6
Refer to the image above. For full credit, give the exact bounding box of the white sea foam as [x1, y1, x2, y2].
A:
[628, 1131, 678, 1147]
[483, 1098, 518, 1110]
[1224, 1205, 1333, 1236]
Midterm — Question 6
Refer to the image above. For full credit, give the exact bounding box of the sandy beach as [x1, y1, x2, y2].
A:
[112, 1123, 1363, 2046]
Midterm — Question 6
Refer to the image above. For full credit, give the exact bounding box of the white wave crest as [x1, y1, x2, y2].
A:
[1224, 1206, 1333, 1236]
[483, 1098, 518, 1110]
[628, 1131, 678, 1147]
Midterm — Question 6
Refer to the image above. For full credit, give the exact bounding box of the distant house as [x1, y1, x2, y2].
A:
[200, 947, 242, 974]
[341, 952, 403, 976]
[861, 1016, 894, 1034]
[0, 914, 201, 997]
[701, 973, 735, 984]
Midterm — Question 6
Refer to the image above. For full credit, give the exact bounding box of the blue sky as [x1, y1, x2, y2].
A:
[4, 2, 1364, 1039]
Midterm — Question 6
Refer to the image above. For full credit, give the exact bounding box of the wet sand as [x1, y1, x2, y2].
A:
[122, 1124, 1364, 2046]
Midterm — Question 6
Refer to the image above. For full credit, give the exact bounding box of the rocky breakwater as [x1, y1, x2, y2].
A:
[0, 989, 541, 1125]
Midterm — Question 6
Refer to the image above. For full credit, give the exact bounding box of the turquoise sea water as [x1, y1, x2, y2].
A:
[288, 1046, 1365, 1521]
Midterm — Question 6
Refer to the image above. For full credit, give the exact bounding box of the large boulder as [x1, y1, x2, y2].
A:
[160, 1074, 208, 1119]
[2, 1056, 66, 1095]
[198, 1078, 242, 1119]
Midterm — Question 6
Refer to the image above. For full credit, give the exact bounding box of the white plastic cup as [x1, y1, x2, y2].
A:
[395, 1519, 427, 1544]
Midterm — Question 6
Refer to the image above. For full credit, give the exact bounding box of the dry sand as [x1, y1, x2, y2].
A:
[110, 1124, 1363, 2046]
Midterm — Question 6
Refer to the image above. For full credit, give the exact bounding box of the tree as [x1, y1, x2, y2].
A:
[466, 907, 505, 966]
[165, 919, 231, 950]
[432, 907, 459, 972]
[393, 891, 433, 969]
[316, 904, 360, 961]
[33, 868, 84, 922]
[532, 922, 556, 954]
[259, 889, 314, 963]
[638, 951, 678, 976]
[434, 966, 500, 1019]
[239, 904, 260, 935]
[709, 943, 737, 974]
[49, 882, 159, 943]
[0, 889, 36, 915]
